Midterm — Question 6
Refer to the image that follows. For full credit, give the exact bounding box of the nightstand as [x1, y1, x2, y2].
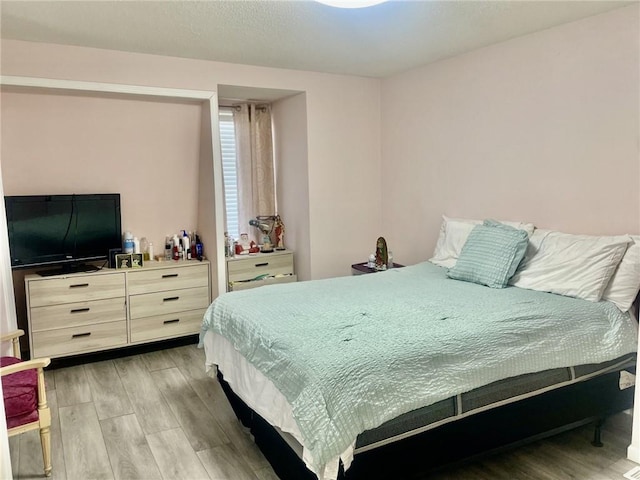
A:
[351, 262, 405, 276]
[226, 250, 296, 291]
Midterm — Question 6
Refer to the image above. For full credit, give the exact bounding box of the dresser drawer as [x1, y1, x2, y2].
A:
[129, 286, 210, 319]
[32, 320, 127, 358]
[130, 309, 205, 343]
[30, 297, 126, 332]
[227, 253, 294, 283]
[230, 274, 297, 291]
[27, 273, 125, 307]
[127, 264, 209, 295]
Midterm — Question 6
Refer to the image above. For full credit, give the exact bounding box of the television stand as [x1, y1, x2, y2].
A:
[37, 263, 100, 277]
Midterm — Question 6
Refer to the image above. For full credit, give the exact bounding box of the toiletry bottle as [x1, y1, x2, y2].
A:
[182, 234, 190, 260]
[164, 235, 172, 260]
[195, 234, 203, 261]
[140, 237, 149, 260]
[133, 236, 140, 254]
[190, 232, 197, 259]
[172, 234, 180, 260]
[124, 231, 134, 254]
[148, 242, 154, 262]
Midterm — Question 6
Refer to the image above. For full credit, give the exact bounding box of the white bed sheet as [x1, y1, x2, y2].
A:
[202, 329, 354, 480]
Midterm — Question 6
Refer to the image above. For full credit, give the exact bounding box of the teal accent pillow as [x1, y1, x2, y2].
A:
[447, 220, 529, 288]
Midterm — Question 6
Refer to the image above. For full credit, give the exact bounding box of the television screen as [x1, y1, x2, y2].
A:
[5, 194, 122, 271]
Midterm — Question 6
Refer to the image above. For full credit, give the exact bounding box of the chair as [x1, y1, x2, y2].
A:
[1, 329, 52, 477]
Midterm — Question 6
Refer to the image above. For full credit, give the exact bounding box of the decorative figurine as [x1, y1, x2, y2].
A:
[375, 237, 388, 271]
[237, 233, 251, 255]
[248, 241, 260, 254]
[274, 215, 285, 250]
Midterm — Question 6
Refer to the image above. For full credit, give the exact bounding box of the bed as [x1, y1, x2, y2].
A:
[199, 219, 640, 480]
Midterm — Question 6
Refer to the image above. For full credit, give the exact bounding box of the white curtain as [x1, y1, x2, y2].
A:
[234, 104, 276, 243]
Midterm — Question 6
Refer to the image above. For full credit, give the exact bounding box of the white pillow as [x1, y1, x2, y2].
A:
[602, 235, 640, 312]
[430, 216, 535, 268]
[510, 230, 631, 302]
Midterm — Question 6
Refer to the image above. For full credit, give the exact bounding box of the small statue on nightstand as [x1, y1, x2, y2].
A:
[274, 215, 285, 250]
[375, 237, 388, 271]
[235, 233, 251, 255]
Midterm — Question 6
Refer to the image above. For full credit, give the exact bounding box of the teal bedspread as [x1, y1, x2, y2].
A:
[200, 262, 638, 472]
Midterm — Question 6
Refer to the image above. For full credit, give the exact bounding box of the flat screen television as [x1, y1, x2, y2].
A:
[5, 193, 122, 275]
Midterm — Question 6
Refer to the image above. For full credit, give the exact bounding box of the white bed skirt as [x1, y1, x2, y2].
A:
[201, 329, 354, 480]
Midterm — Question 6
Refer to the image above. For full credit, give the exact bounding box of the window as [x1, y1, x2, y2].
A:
[218, 109, 239, 240]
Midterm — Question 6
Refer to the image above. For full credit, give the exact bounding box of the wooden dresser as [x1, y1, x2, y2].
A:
[25, 260, 210, 359]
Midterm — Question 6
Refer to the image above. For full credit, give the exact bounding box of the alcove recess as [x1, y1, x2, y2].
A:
[0, 75, 226, 355]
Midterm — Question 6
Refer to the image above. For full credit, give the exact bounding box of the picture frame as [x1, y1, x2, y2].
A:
[131, 253, 144, 268]
[109, 247, 122, 269]
[115, 253, 132, 269]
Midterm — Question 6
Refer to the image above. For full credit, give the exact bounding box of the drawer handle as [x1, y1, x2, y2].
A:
[69, 283, 89, 289]
[71, 332, 91, 339]
[163, 296, 180, 302]
[163, 319, 180, 325]
[255, 262, 269, 267]
[162, 273, 179, 279]
[70, 307, 90, 314]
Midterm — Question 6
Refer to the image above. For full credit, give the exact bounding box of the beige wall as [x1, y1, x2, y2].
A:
[305, 78, 382, 278]
[1, 90, 203, 254]
[272, 93, 312, 281]
[0, 39, 382, 280]
[380, 5, 640, 266]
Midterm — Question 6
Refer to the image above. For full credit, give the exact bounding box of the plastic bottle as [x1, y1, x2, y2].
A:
[133, 237, 140, 254]
[123, 231, 134, 254]
[172, 234, 180, 260]
[182, 233, 190, 260]
[140, 237, 149, 259]
[148, 242, 154, 262]
[195, 233, 203, 261]
[164, 235, 172, 260]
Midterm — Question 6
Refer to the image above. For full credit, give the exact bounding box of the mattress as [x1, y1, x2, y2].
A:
[200, 262, 638, 479]
[356, 353, 636, 451]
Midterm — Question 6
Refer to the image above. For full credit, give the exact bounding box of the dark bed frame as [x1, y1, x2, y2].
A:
[218, 368, 634, 480]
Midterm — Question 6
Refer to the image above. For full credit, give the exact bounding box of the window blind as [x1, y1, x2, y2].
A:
[218, 109, 239, 240]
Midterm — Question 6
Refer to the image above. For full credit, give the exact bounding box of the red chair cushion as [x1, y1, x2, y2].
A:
[1, 356, 39, 429]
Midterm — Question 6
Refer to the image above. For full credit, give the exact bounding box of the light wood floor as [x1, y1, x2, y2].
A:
[8, 343, 639, 480]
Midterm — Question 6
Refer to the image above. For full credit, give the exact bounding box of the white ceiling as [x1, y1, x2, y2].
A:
[0, 0, 633, 78]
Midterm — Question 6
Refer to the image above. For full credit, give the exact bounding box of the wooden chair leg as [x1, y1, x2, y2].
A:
[40, 425, 52, 477]
[36, 364, 52, 476]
